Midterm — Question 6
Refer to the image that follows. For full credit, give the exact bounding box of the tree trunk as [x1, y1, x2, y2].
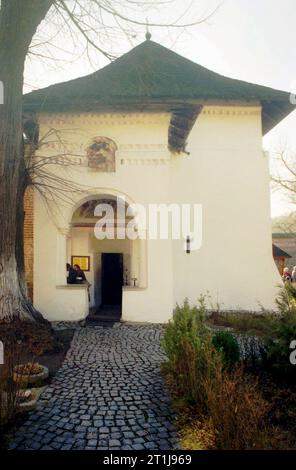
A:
[0, 0, 53, 321]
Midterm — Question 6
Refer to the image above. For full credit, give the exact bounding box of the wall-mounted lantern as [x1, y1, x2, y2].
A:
[186, 236, 191, 254]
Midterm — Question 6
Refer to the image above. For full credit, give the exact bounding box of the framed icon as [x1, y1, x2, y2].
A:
[71, 256, 90, 272]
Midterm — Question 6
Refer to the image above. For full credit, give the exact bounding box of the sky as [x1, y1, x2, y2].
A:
[24, 0, 296, 218]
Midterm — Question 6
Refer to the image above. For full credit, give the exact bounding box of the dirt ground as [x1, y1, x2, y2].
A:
[25, 329, 75, 378]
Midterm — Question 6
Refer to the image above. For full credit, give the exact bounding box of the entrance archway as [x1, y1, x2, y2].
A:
[67, 194, 143, 320]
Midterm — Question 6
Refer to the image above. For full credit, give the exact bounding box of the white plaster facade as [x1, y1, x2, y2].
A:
[32, 105, 281, 323]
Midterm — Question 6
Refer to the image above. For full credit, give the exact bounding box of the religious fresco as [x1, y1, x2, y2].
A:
[86, 136, 117, 171]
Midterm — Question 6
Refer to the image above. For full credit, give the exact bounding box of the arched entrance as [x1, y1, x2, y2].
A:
[67, 194, 142, 321]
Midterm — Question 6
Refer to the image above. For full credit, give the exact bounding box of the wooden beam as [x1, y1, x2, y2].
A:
[168, 105, 203, 153]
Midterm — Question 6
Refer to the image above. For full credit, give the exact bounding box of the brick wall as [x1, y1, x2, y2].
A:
[24, 187, 34, 301]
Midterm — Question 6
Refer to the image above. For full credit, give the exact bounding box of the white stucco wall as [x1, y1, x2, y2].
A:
[33, 108, 281, 323]
[33, 113, 174, 322]
[170, 106, 281, 311]
[33, 195, 89, 321]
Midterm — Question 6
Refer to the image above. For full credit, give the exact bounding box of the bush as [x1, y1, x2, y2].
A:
[212, 330, 240, 367]
[163, 298, 271, 449]
[275, 282, 296, 315]
[0, 320, 57, 357]
[204, 366, 269, 449]
[163, 298, 223, 410]
[263, 285, 296, 377]
[163, 298, 209, 367]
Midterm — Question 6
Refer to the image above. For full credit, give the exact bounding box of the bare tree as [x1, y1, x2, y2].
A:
[0, 0, 217, 322]
[0, 0, 54, 322]
[271, 147, 296, 232]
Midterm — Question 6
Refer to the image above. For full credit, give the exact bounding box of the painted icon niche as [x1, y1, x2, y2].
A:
[87, 136, 117, 171]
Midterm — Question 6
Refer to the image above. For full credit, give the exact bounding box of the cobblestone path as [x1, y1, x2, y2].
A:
[10, 324, 179, 450]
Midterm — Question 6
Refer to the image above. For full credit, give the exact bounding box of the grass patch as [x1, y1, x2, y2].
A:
[207, 311, 277, 336]
[179, 417, 215, 450]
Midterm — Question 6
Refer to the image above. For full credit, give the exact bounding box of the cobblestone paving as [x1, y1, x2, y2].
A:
[10, 324, 180, 450]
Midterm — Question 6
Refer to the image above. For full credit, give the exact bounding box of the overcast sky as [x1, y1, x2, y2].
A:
[24, 0, 296, 217]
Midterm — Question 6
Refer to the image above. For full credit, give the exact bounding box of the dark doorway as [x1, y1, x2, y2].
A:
[101, 253, 123, 308]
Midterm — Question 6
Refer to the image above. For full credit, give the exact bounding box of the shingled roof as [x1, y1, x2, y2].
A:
[23, 39, 294, 135]
[273, 244, 292, 259]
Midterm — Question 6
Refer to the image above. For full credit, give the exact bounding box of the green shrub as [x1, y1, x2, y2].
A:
[163, 298, 223, 410]
[263, 284, 296, 377]
[264, 313, 296, 376]
[212, 330, 240, 367]
[163, 298, 209, 367]
[163, 297, 270, 449]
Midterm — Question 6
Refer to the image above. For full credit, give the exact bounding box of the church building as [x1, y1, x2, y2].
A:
[23, 37, 294, 323]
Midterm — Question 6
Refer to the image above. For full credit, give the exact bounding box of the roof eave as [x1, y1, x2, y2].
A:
[24, 96, 295, 135]
[262, 100, 295, 135]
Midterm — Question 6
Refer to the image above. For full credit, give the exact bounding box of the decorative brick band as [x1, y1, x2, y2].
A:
[24, 187, 34, 302]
